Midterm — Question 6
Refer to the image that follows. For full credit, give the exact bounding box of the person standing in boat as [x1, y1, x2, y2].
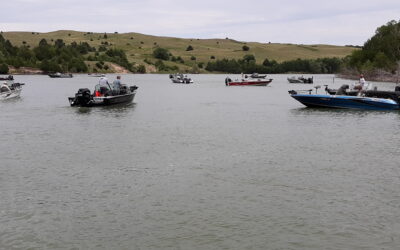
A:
[112, 76, 122, 95]
[98, 76, 111, 95]
[354, 74, 366, 91]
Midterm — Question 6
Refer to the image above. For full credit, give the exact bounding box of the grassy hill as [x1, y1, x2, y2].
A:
[2, 30, 358, 72]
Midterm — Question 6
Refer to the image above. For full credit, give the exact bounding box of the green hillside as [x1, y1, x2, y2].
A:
[2, 30, 357, 73]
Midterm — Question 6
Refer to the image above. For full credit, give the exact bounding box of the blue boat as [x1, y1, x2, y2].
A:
[289, 85, 400, 111]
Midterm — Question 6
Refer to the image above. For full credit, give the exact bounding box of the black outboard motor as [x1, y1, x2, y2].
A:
[74, 88, 92, 106]
[335, 84, 349, 95]
[129, 85, 138, 92]
[225, 77, 232, 86]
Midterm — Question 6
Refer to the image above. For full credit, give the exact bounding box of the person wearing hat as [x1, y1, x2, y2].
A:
[359, 74, 366, 88]
[354, 74, 366, 91]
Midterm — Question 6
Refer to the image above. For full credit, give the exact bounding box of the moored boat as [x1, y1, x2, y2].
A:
[0, 75, 14, 81]
[287, 76, 313, 84]
[49, 72, 73, 78]
[169, 73, 193, 84]
[88, 73, 105, 77]
[68, 83, 138, 107]
[288, 85, 400, 110]
[225, 77, 273, 86]
[1, 81, 24, 100]
[246, 73, 267, 79]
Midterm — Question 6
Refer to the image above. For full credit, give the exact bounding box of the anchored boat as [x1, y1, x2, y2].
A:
[49, 72, 73, 78]
[225, 77, 273, 86]
[169, 73, 193, 84]
[1, 82, 24, 100]
[289, 85, 400, 110]
[68, 84, 138, 107]
[287, 76, 313, 84]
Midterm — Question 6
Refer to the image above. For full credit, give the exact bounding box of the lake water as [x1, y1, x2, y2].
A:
[1, 74, 400, 250]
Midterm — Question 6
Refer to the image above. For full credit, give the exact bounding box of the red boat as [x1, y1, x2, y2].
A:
[225, 77, 273, 86]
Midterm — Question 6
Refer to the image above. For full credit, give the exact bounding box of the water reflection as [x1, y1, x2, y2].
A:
[290, 107, 397, 118]
[1, 96, 22, 103]
[73, 103, 137, 117]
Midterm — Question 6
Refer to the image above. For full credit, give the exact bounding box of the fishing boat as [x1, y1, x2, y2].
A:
[288, 85, 400, 110]
[88, 73, 105, 77]
[68, 83, 138, 107]
[49, 72, 73, 78]
[1, 82, 24, 100]
[0, 75, 14, 81]
[225, 77, 273, 86]
[246, 73, 267, 79]
[169, 73, 193, 84]
[287, 76, 313, 84]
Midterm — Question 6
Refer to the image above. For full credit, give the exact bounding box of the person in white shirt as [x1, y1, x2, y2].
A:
[359, 74, 366, 88]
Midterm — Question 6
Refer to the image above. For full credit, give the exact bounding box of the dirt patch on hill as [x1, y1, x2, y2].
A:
[108, 63, 130, 73]
[8, 66, 43, 74]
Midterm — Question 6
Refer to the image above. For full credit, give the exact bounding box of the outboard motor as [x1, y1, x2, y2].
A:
[225, 77, 232, 86]
[129, 85, 138, 92]
[75, 88, 92, 106]
[336, 84, 349, 95]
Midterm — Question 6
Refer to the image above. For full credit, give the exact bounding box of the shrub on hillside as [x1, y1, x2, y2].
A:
[0, 63, 8, 74]
[153, 47, 170, 60]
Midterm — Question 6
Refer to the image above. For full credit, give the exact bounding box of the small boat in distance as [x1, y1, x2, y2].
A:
[49, 72, 73, 78]
[0, 75, 14, 81]
[1, 81, 24, 100]
[245, 73, 267, 79]
[287, 76, 313, 84]
[68, 83, 138, 107]
[288, 85, 400, 110]
[88, 73, 105, 77]
[225, 77, 273, 86]
[169, 73, 193, 84]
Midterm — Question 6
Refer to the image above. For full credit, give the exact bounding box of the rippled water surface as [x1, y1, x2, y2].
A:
[1, 74, 400, 249]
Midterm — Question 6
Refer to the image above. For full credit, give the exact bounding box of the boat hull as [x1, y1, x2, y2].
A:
[1, 88, 22, 100]
[69, 92, 136, 107]
[226, 79, 273, 86]
[291, 94, 400, 110]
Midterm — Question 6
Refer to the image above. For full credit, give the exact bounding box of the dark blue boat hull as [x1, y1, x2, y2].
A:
[291, 94, 400, 110]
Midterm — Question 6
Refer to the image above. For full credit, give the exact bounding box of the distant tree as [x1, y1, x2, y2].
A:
[38, 38, 48, 47]
[153, 47, 170, 60]
[190, 56, 196, 60]
[186, 45, 194, 51]
[54, 39, 65, 49]
[242, 54, 256, 63]
[242, 45, 250, 51]
[0, 63, 8, 74]
[210, 55, 215, 59]
[103, 33, 108, 39]
[137, 64, 146, 73]
[95, 62, 103, 69]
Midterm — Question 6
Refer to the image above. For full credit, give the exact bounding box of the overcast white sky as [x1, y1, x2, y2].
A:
[1, 0, 399, 45]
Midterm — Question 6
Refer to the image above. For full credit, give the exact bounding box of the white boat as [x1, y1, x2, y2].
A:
[169, 73, 193, 84]
[0, 82, 23, 100]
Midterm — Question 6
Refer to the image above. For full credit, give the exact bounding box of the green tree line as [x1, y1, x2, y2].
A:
[345, 20, 400, 73]
[205, 55, 342, 74]
[0, 34, 138, 74]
